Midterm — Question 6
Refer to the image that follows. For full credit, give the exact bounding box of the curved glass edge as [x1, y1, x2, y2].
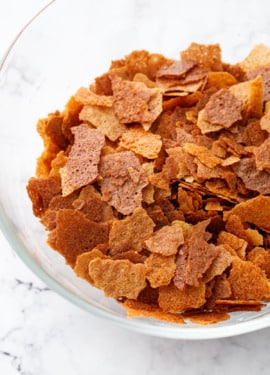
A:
[1, 0, 270, 340]
[0, 0, 56, 71]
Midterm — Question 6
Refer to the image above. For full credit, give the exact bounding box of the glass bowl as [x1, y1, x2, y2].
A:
[1, 0, 270, 340]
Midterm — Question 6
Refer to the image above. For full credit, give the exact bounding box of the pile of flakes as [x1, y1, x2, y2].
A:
[27, 43, 270, 325]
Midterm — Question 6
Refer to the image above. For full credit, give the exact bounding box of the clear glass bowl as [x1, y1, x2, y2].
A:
[1, 0, 270, 339]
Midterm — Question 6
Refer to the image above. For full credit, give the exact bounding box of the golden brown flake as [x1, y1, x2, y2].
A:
[144, 225, 184, 256]
[88, 258, 147, 299]
[109, 207, 154, 254]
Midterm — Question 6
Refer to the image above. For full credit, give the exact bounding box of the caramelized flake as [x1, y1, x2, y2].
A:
[100, 151, 148, 215]
[88, 258, 147, 299]
[144, 225, 184, 256]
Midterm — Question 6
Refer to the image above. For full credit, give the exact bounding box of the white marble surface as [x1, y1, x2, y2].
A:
[2, 1, 270, 374]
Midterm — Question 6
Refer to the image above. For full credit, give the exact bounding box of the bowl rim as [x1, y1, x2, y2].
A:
[1, 0, 270, 340]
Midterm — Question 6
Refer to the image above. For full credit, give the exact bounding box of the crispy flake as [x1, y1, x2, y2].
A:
[60, 126, 104, 195]
[247, 247, 270, 277]
[74, 87, 113, 107]
[184, 143, 222, 168]
[228, 257, 270, 300]
[233, 157, 270, 195]
[158, 283, 206, 313]
[79, 105, 126, 141]
[74, 248, 108, 283]
[144, 225, 184, 256]
[184, 220, 219, 287]
[230, 76, 264, 118]
[202, 89, 242, 128]
[224, 195, 270, 232]
[239, 44, 270, 72]
[218, 231, 247, 260]
[110, 73, 163, 129]
[109, 207, 154, 254]
[253, 136, 270, 170]
[100, 151, 148, 215]
[245, 229, 264, 247]
[55, 209, 110, 266]
[206, 71, 238, 89]
[119, 127, 162, 159]
[145, 254, 176, 288]
[88, 258, 147, 299]
[197, 109, 223, 134]
[203, 246, 233, 282]
[181, 43, 222, 70]
[157, 59, 196, 78]
[247, 66, 270, 101]
[27, 176, 62, 217]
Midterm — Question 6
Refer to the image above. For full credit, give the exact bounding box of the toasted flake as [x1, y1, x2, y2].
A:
[119, 127, 162, 159]
[88, 258, 147, 299]
[145, 254, 176, 288]
[109, 207, 154, 254]
[158, 283, 206, 313]
[74, 248, 108, 283]
[142, 184, 155, 204]
[162, 91, 202, 111]
[157, 78, 205, 94]
[245, 229, 264, 247]
[206, 71, 238, 89]
[203, 245, 233, 282]
[228, 257, 270, 300]
[79, 105, 126, 141]
[230, 76, 264, 117]
[225, 214, 250, 244]
[122, 300, 185, 324]
[218, 231, 247, 260]
[197, 109, 223, 134]
[157, 59, 196, 78]
[181, 43, 222, 71]
[110, 74, 163, 128]
[73, 188, 114, 223]
[133, 73, 157, 88]
[60, 126, 104, 195]
[112, 250, 147, 264]
[50, 151, 68, 177]
[184, 221, 219, 287]
[233, 157, 270, 195]
[178, 187, 196, 213]
[239, 44, 270, 72]
[144, 225, 184, 256]
[27, 176, 62, 217]
[221, 156, 240, 167]
[173, 244, 189, 290]
[202, 89, 242, 128]
[55, 209, 110, 266]
[213, 276, 232, 300]
[253, 136, 270, 170]
[184, 143, 222, 168]
[99, 151, 148, 215]
[74, 87, 113, 107]
[247, 247, 270, 277]
[224, 195, 270, 232]
[247, 65, 270, 100]
[205, 200, 223, 211]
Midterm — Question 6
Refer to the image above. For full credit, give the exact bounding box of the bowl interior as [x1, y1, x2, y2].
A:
[1, 0, 270, 339]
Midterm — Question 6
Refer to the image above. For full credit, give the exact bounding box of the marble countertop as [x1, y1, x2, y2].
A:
[1, 1, 270, 374]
